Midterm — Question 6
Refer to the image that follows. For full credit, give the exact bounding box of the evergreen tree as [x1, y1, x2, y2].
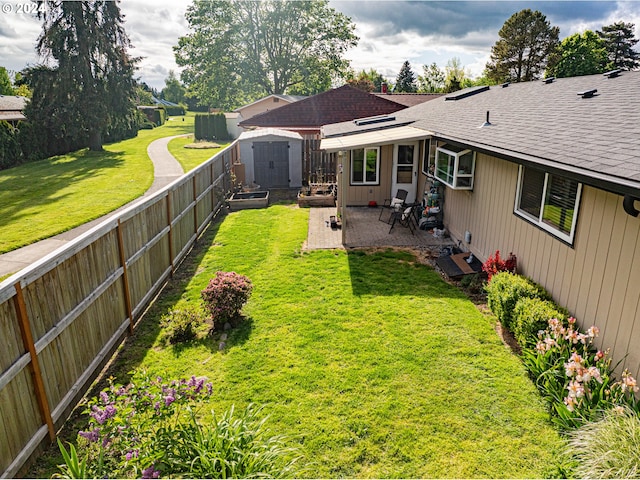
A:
[486, 9, 560, 83]
[395, 60, 417, 93]
[597, 22, 640, 70]
[0, 67, 15, 95]
[30, 1, 138, 152]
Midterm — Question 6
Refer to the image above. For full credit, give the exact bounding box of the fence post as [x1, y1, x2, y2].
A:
[116, 220, 134, 334]
[166, 192, 175, 275]
[13, 282, 56, 441]
[193, 175, 199, 235]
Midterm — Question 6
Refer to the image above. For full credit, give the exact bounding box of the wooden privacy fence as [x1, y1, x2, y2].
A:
[0, 141, 238, 478]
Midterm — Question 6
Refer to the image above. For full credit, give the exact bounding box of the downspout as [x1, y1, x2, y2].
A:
[623, 195, 640, 217]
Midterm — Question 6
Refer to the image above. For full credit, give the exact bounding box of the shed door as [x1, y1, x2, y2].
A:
[253, 141, 289, 188]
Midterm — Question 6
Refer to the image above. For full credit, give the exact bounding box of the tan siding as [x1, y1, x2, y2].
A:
[345, 144, 393, 206]
[443, 153, 640, 376]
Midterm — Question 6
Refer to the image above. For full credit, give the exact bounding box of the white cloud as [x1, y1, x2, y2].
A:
[2, 1, 640, 91]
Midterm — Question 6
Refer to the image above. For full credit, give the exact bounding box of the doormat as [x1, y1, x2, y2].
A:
[436, 252, 483, 279]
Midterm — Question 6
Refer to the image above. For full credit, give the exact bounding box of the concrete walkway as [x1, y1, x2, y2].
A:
[0, 135, 186, 278]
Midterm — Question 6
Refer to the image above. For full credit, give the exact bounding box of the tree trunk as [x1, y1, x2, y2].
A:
[89, 129, 103, 151]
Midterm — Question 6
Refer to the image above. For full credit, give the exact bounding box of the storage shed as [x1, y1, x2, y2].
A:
[238, 128, 303, 189]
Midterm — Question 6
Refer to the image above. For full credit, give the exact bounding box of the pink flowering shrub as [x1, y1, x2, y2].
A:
[522, 317, 640, 430]
[201, 271, 253, 327]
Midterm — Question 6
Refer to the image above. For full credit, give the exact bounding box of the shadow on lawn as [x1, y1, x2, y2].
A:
[170, 316, 254, 358]
[104, 219, 227, 385]
[0, 149, 126, 229]
[346, 248, 463, 299]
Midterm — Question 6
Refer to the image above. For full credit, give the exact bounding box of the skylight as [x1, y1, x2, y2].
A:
[354, 115, 396, 126]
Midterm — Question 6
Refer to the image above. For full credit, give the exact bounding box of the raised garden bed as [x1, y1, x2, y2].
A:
[297, 183, 336, 207]
[227, 191, 269, 211]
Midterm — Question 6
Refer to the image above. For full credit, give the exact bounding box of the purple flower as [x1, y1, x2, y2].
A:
[142, 466, 160, 479]
[125, 449, 139, 461]
[100, 391, 110, 405]
[78, 428, 100, 443]
[164, 394, 175, 407]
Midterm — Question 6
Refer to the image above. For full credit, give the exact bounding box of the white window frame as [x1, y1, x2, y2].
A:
[434, 144, 476, 190]
[350, 146, 380, 185]
[422, 138, 433, 175]
[514, 165, 582, 244]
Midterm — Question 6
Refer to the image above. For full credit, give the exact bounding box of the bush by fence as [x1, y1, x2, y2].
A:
[194, 113, 229, 141]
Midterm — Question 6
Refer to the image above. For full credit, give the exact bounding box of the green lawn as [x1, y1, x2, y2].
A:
[167, 134, 231, 172]
[82, 205, 563, 478]
[0, 116, 194, 254]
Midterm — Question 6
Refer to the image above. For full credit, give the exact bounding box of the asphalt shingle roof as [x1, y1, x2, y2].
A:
[238, 85, 411, 129]
[323, 72, 640, 193]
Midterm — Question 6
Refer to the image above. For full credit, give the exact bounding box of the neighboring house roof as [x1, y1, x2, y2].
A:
[238, 128, 303, 141]
[323, 72, 640, 196]
[0, 95, 27, 122]
[373, 93, 443, 107]
[238, 85, 411, 129]
[233, 94, 307, 113]
[151, 96, 180, 107]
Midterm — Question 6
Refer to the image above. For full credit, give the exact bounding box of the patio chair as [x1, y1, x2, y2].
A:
[378, 189, 409, 223]
[389, 204, 416, 235]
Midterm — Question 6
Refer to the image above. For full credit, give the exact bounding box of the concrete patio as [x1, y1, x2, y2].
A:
[304, 206, 455, 250]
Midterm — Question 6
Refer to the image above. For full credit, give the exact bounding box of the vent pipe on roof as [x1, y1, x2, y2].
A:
[479, 110, 492, 128]
[501, 82, 510, 88]
[623, 195, 640, 217]
[543, 77, 555, 84]
[381, 83, 388, 94]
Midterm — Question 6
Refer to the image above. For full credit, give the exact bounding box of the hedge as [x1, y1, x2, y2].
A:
[512, 297, 568, 347]
[194, 113, 228, 141]
[0, 120, 21, 169]
[485, 272, 551, 329]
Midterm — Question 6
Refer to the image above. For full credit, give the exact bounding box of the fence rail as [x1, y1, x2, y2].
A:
[0, 141, 237, 478]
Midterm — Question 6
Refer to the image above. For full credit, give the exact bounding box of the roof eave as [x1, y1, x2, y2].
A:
[432, 134, 640, 197]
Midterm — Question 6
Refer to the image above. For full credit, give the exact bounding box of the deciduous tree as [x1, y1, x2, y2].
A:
[347, 68, 387, 92]
[547, 31, 608, 78]
[597, 21, 640, 70]
[395, 60, 417, 93]
[418, 62, 445, 93]
[444, 57, 471, 92]
[175, 0, 358, 109]
[486, 9, 560, 83]
[162, 70, 187, 104]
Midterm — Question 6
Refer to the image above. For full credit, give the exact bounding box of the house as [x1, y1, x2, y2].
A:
[227, 94, 306, 139]
[0, 95, 27, 125]
[321, 71, 640, 378]
[239, 85, 439, 183]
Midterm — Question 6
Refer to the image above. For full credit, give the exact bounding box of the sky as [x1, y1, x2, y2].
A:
[1, 1, 639, 91]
